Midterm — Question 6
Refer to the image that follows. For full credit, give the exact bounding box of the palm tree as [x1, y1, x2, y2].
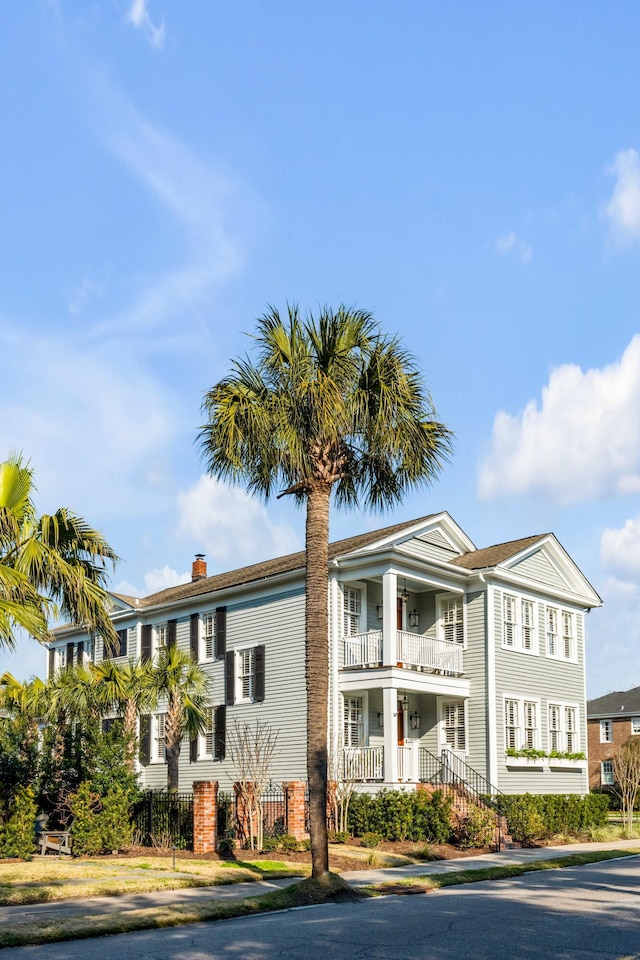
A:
[149, 647, 210, 793]
[198, 304, 452, 878]
[0, 454, 119, 650]
[0, 671, 45, 745]
[91, 659, 154, 771]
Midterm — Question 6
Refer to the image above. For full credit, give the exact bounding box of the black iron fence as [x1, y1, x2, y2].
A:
[261, 781, 286, 839]
[132, 791, 194, 850]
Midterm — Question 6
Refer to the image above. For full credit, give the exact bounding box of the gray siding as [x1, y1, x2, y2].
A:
[400, 531, 461, 564]
[463, 591, 488, 779]
[493, 585, 587, 794]
[511, 550, 569, 590]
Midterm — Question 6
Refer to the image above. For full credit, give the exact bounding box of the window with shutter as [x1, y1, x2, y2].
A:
[504, 699, 519, 751]
[343, 697, 363, 747]
[139, 715, 151, 765]
[443, 702, 465, 751]
[214, 705, 226, 760]
[521, 599, 534, 651]
[155, 623, 167, 657]
[141, 624, 152, 663]
[562, 612, 573, 659]
[215, 607, 226, 659]
[523, 701, 537, 749]
[343, 587, 361, 637]
[548, 704, 561, 752]
[240, 648, 255, 701]
[154, 714, 166, 761]
[203, 613, 215, 660]
[548, 702, 579, 753]
[546, 607, 558, 657]
[440, 597, 464, 644]
[205, 707, 214, 756]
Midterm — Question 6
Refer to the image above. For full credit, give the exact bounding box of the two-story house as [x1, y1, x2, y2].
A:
[47, 512, 601, 796]
[587, 686, 640, 790]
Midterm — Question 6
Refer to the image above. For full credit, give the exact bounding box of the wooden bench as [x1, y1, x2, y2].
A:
[36, 830, 72, 856]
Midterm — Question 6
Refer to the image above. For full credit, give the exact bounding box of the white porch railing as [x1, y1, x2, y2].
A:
[397, 743, 419, 781]
[343, 630, 382, 667]
[395, 630, 463, 674]
[342, 746, 384, 781]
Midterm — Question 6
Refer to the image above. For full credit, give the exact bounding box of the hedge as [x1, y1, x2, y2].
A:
[347, 789, 453, 843]
[499, 793, 609, 843]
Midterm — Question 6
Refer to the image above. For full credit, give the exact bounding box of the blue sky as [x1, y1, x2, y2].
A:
[2, 0, 640, 698]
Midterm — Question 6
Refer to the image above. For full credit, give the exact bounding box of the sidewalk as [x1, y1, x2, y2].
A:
[1, 839, 638, 927]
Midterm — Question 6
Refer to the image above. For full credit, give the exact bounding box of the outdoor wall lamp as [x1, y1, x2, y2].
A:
[411, 711, 421, 730]
[400, 579, 410, 604]
[409, 609, 419, 628]
[376, 604, 383, 620]
[377, 711, 384, 727]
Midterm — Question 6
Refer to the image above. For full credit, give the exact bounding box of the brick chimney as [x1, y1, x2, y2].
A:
[192, 554, 207, 582]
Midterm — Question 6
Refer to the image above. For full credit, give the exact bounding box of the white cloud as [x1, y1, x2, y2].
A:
[479, 334, 640, 502]
[0, 322, 182, 519]
[604, 148, 640, 243]
[126, 0, 165, 50]
[177, 475, 301, 569]
[144, 566, 190, 594]
[494, 230, 532, 263]
[601, 516, 640, 576]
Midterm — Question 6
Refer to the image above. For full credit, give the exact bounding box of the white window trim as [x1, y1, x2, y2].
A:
[154, 622, 168, 660]
[547, 700, 580, 754]
[201, 611, 216, 662]
[502, 694, 542, 752]
[152, 713, 167, 764]
[198, 706, 215, 759]
[631, 717, 640, 736]
[341, 581, 368, 638]
[601, 760, 614, 786]
[600, 719, 613, 743]
[436, 592, 466, 647]
[544, 604, 578, 663]
[500, 592, 539, 656]
[438, 698, 467, 754]
[342, 692, 369, 747]
[236, 646, 257, 704]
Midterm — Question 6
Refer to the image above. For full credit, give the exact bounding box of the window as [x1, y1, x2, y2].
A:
[202, 613, 215, 660]
[548, 702, 579, 753]
[344, 697, 364, 747]
[343, 587, 362, 637]
[57, 647, 66, 670]
[501, 595, 537, 654]
[545, 606, 577, 661]
[440, 597, 464, 644]
[155, 623, 167, 657]
[239, 648, 255, 701]
[504, 697, 540, 751]
[503, 595, 516, 647]
[632, 718, 640, 736]
[601, 760, 614, 786]
[204, 707, 214, 757]
[443, 702, 465, 751]
[600, 719, 613, 743]
[153, 714, 166, 762]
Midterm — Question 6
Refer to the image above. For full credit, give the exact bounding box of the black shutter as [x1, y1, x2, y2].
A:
[141, 624, 152, 663]
[215, 607, 226, 660]
[190, 737, 198, 762]
[116, 628, 128, 658]
[254, 645, 265, 702]
[66, 642, 74, 670]
[225, 650, 235, 705]
[139, 715, 151, 766]
[77, 640, 84, 665]
[214, 705, 226, 760]
[167, 619, 177, 649]
[48, 647, 55, 677]
[190, 613, 199, 660]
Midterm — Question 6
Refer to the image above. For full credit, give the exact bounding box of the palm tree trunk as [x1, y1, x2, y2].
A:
[165, 696, 181, 794]
[305, 481, 331, 878]
[123, 699, 138, 773]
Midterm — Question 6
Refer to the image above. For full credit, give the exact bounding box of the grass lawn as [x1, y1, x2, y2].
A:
[0, 856, 307, 906]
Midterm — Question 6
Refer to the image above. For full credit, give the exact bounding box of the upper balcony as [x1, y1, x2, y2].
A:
[344, 629, 463, 675]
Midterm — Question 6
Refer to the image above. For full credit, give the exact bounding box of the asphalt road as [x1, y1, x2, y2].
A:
[3, 857, 639, 960]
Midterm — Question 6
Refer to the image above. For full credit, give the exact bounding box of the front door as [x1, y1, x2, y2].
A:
[397, 598, 403, 630]
[397, 700, 405, 745]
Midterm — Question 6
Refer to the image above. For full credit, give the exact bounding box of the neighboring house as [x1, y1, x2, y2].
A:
[587, 686, 640, 790]
[47, 512, 601, 796]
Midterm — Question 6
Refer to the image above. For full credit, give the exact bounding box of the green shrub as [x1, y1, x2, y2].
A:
[328, 830, 350, 844]
[261, 835, 280, 852]
[500, 793, 609, 843]
[0, 786, 37, 860]
[347, 789, 452, 844]
[99, 786, 133, 852]
[69, 782, 134, 855]
[218, 837, 236, 854]
[279, 834, 300, 852]
[452, 804, 496, 849]
[298, 837, 311, 851]
[361, 831, 383, 848]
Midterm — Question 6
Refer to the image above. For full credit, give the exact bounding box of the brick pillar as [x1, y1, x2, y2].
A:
[192, 780, 218, 855]
[283, 780, 307, 840]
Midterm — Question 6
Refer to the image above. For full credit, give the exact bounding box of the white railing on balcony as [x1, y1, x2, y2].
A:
[395, 630, 463, 675]
[342, 746, 384, 781]
[343, 630, 383, 667]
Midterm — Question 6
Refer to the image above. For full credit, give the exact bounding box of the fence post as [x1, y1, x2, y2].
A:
[192, 781, 218, 855]
[283, 781, 307, 840]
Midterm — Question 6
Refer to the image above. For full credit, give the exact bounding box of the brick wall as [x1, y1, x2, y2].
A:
[587, 717, 635, 789]
[192, 780, 218, 854]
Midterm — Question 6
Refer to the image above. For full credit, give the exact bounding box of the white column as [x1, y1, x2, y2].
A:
[408, 740, 419, 782]
[383, 686, 398, 783]
[382, 570, 397, 666]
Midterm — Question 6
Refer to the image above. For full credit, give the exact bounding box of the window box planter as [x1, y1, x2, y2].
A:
[547, 758, 587, 770]
[505, 755, 546, 769]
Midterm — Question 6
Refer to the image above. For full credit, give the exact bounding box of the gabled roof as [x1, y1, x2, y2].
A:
[451, 534, 549, 570]
[587, 686, 640, 718]
[125, 514, 440, 610]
